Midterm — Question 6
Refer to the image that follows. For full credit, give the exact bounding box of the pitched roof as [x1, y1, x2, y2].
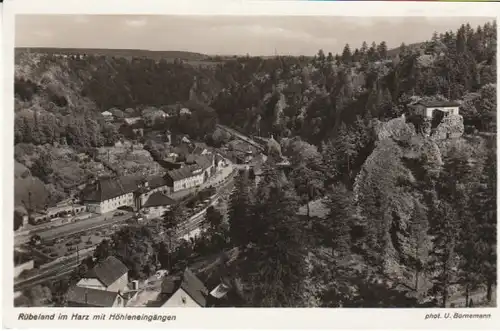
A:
[161, 268, 208, 307]
[195, 155, 214, 171]
[82, 175, 142, 202]
[143, 192, 176, 208]
[215, 154, 224, 163]
[414, 100, 461, 108]
[185, 154, 197, 164]
[66, 286, 118, 307]
[166, 165, 202, 183]
[85, 256, 129, 287]
[191, 142, 208, 155]
[147, 175, 168, 189]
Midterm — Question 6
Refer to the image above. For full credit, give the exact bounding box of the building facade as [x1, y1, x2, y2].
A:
[76, 256, 129, 293]
[141, 191, 176, 219]
[410, 100, 460, 119]
[160, 268, 208, 307]
[81, 176, 142, 214]
[66, 286, 126, 308]
[165, 155, 215, 193]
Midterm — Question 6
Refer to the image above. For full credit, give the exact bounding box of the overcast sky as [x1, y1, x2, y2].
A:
[16, 15, 494, 56]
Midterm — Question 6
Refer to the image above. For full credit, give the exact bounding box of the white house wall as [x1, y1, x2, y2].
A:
[424, 106, 460, 118]
[107, 273, 129, 292]
[85, 202, 102, 214]
[161, 288, 202, 308]
[172, 174, 204, 192]
[144, 205, 171, 220]
[85, 192, 135, 215]
[76, 278, 107, 291]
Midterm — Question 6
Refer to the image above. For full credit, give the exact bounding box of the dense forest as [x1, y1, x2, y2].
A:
[15, 21, 497, 307]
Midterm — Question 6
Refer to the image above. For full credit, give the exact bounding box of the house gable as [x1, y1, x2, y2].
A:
[161, 288, 202, 308]
[76, 277, 106, 291]
[84, 256, 129, 290]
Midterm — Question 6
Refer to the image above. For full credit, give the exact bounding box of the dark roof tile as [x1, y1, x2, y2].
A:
[415, 100, 461, 108]
[82, 175, 142, 202]
[161, 268, 208, 307]
[143, 192, 176, 208]
[195, 155, 214, 170]
[166, 165, 202, 182]
[85, 256, 128, 287]
[147, 175, 168, 189]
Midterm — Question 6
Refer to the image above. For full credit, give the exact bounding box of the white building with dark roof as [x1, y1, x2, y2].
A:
[160, 268, 208, 307]
[76, 256, 129, 292]
[410, 100, 461, 118]
[141, 191, 176, 219]
[81, 175, 143, 214]
[165, 155, 215, 192]
[66, 286, 125, 308]
[68, 256, 137, 307]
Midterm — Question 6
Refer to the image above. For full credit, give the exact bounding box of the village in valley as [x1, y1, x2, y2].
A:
[13, 15, 497, 309]
[14, 106, 283, 307]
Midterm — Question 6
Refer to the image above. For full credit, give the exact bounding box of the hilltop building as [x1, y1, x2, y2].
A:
[410, 100, 460, 119]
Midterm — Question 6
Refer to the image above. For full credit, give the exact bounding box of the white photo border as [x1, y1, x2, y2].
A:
[2, 0, 500, 330]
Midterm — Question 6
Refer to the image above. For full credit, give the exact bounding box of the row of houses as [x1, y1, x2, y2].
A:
[80, 153, 225, 216]
[67, 256, 239, 308]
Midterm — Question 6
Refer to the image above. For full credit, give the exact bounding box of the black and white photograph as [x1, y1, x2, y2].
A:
[9, 9, 498, 314]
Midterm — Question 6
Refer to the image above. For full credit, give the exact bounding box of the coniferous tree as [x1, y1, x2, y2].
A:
[456, 203, 483, 307]
[326, 52, 334, 64]
[341, 44, 352, 64]
[360, 41, 368, 56]
[238, 167, 307, 307]
[474, 140, 497, 302]
[323, 184, 354, 258]
[409, 201, 429, 292]
[427, 200, 459, 308]
[377, 41, 388, 60]
[228, 171, 255, 247]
